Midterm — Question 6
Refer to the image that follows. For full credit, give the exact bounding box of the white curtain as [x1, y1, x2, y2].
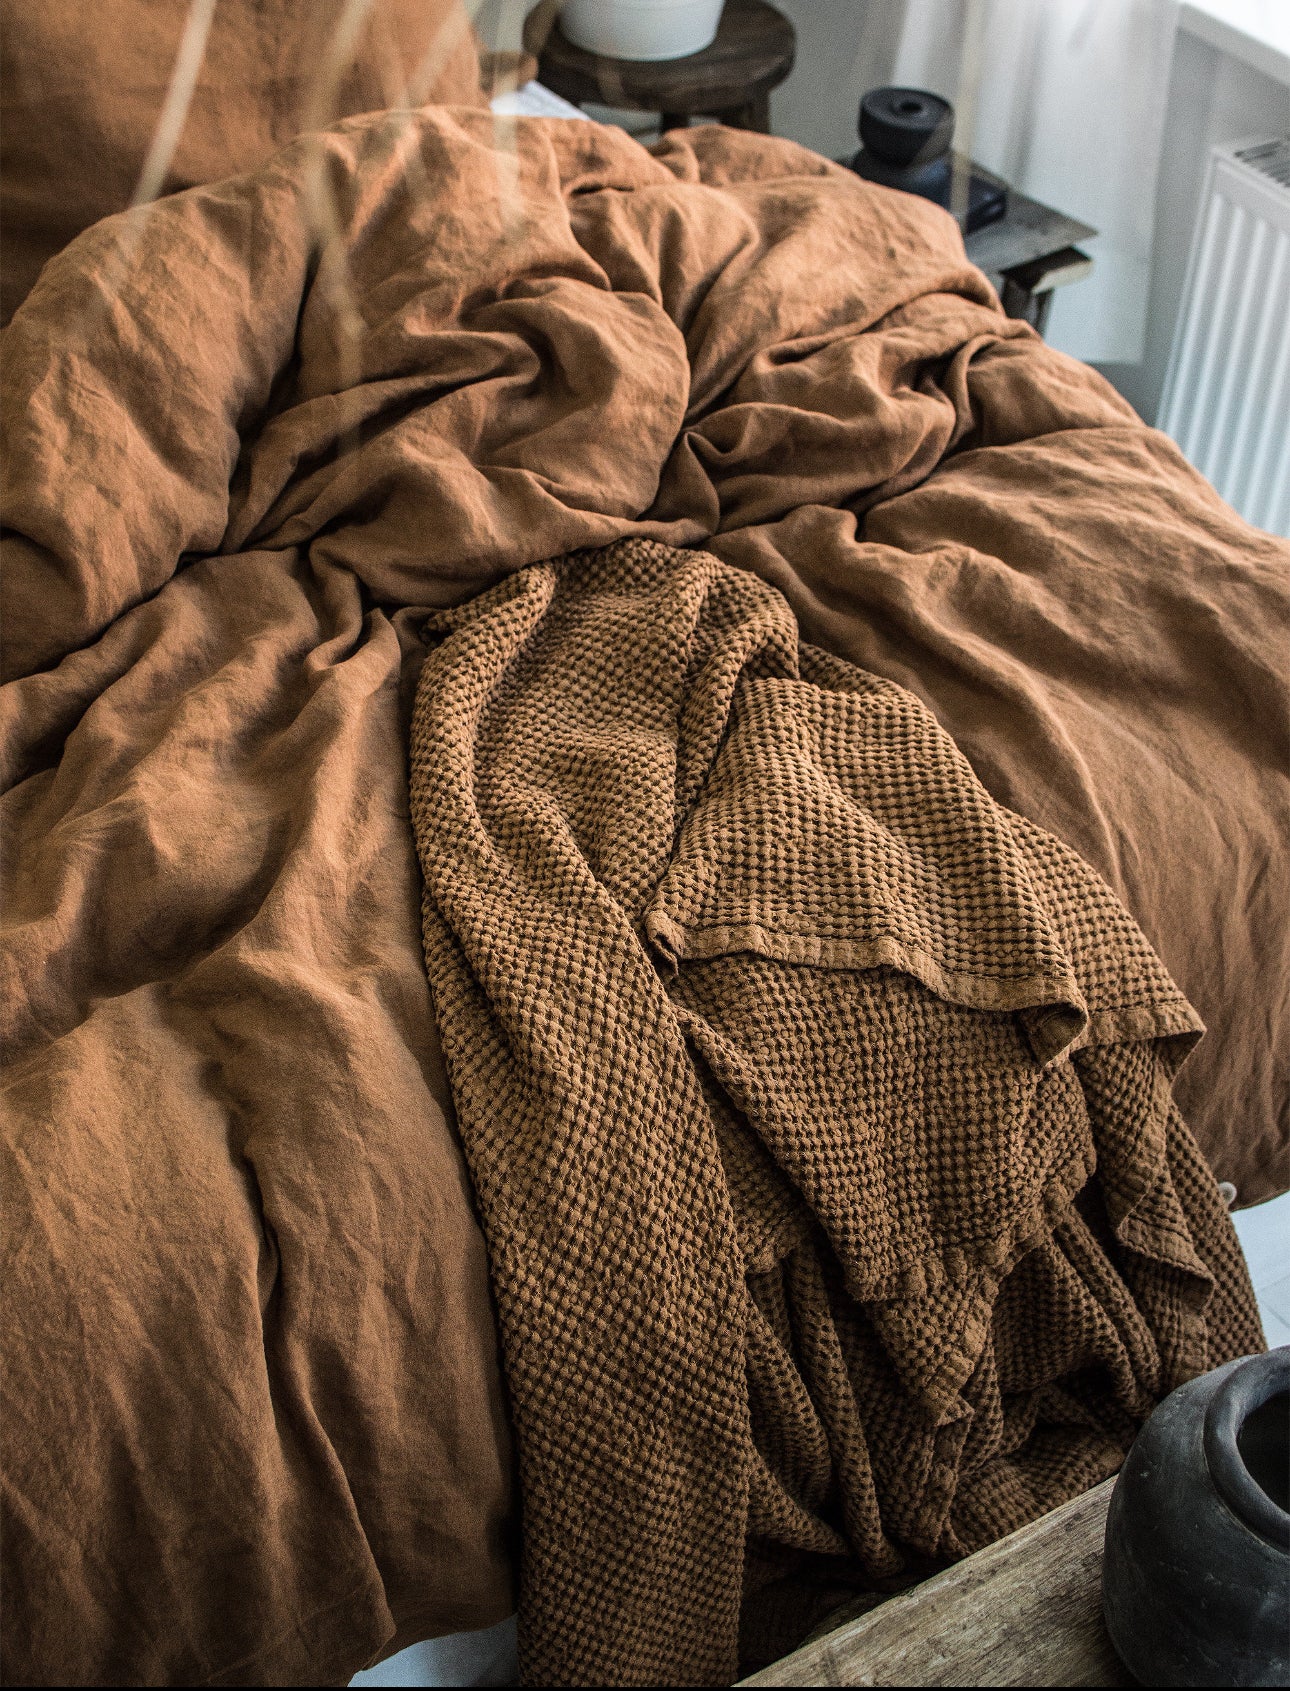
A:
[890, 0, 1180, 364]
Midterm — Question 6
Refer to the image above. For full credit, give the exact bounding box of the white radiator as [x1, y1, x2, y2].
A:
[1159, 136, 1290, 539]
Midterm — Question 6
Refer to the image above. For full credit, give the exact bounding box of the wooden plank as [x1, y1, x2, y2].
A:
[740, 1478, 1133, 1688]
[825, 152, 1096, 289]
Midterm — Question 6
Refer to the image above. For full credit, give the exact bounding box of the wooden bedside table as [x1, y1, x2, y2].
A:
[523, 0, 796, 133]
[834, 150, 1097, 337]
[962, 160, 1096, 336]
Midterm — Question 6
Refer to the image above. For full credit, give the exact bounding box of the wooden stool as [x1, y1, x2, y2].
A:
[523, 0, 796, 134]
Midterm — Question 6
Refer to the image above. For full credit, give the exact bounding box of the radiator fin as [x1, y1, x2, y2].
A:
[1160, 135, 1290, 539]
[1235, 137, 1290, 189]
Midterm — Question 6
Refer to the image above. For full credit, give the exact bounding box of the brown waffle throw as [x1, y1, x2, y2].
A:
[408, 538, 1262, 1687]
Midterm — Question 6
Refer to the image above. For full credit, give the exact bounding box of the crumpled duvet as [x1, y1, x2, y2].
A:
[1, 107, 1285, 1687]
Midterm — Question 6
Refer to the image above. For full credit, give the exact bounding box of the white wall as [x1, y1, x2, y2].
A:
[474, 0, 899, 157]
[1100, 28, 1290, 422]
[754, 0, 902, 162]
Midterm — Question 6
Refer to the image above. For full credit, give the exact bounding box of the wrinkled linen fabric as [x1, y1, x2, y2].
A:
[0, 107, 1285, 1686]
[0, 0, 488, 326]
[408, 536, 1262, 1687]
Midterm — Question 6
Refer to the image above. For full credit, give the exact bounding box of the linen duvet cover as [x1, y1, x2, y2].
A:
[1, 108, 1286, 1687]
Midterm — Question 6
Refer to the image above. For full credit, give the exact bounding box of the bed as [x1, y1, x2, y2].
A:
[1, 6, 1286, 1686]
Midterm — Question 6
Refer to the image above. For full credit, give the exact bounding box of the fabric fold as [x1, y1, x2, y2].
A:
[643, 666, 1093, 1067]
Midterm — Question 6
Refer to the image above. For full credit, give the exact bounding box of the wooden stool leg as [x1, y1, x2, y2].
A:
[722, 92, 771, 132]
[1000, 275, 1055, 340]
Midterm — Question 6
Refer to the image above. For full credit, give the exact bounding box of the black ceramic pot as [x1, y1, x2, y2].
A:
[1103, 1347, 1290, 1687]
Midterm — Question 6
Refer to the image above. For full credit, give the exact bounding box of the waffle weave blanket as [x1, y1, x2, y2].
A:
[408, 536, 1262, 1686]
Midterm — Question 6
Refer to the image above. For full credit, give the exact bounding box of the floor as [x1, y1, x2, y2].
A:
[1232, 1187, 1290, 1347]
[350, 1618, 517, 1689]
[350, 1191, 1288, 1690]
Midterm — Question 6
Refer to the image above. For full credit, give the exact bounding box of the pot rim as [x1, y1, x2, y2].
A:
[1203, 1347, 1290, 1552]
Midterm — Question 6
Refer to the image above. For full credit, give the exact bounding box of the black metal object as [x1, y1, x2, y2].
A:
[1102, 1347, 1290, 1687]
[859, 87, 954, 168]
[850, 86, 1007, 236]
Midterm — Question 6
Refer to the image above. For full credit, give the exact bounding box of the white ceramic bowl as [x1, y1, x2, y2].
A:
[559, 0, 725, 62]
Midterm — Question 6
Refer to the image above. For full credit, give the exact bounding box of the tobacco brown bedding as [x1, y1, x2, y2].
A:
[1, 109, 1285, 1686]
[0, 0, 488, 327]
